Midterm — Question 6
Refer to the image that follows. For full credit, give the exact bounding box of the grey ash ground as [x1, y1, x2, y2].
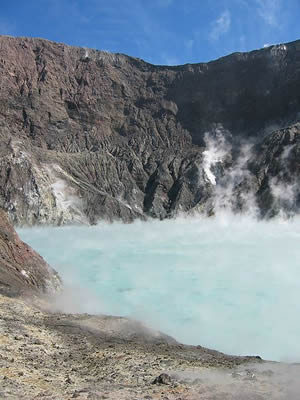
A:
[1, 293, 300, 399]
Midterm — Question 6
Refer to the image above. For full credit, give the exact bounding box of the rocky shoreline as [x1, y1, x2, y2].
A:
[2, 292, 300, 399]
[1, 292, 296, 400]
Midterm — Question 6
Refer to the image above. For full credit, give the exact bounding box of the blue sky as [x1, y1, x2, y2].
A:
[1, 0, 300, 65]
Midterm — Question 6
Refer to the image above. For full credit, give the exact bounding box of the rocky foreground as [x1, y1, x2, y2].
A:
[2, 293, 300, 400]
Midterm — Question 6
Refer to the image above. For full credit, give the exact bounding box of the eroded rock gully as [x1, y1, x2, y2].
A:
[1, 36, 300, 224]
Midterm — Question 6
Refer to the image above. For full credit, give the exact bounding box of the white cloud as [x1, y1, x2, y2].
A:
[185, 39, 194, 50]
[239, 35, 246, 51]
[0, 19, 15, 36]
[235, 0, 250, 6]
[156, 0, 173, 7]
[160, 52, 179, 65]
[256, 0, 281, 27]
[209, 10, 231, 41]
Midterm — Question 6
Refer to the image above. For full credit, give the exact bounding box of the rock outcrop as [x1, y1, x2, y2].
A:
[0, 209, 60, 295]
[1, 36, 300, 224]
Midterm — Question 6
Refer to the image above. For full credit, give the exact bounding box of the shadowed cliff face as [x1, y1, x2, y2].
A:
[1, 35, 300, 224]
[0, 209, 60, 295]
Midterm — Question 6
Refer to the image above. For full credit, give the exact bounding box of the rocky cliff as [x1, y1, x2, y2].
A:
[1, 35, 300, 224]
[0, 209, 60, 295]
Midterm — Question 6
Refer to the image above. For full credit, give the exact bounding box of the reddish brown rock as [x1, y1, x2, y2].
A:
[0, 209, 60, 295]
[0, 36, 300, 223]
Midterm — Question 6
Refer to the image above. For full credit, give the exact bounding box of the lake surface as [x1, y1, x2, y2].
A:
[18, 213, 300, 362]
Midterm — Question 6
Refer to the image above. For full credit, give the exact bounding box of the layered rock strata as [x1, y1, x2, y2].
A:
[1, 36, 300, 224]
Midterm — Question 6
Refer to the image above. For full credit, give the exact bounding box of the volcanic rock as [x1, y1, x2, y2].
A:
[152, 373, 172, 385]
[0, 208, 60, 295]
[1, 36, 300, 223]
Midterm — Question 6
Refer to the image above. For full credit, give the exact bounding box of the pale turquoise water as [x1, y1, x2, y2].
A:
[18, 214, 300, 361]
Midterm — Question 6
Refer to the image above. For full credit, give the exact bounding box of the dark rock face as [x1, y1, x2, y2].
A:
[1, 35, 300, 224]
[249, 123, 300, 218]
[0, 209, 60, 295]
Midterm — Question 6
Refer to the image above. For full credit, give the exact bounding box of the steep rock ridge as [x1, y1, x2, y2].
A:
[0, 209, 60, 295]
[1, 36, 300, 223]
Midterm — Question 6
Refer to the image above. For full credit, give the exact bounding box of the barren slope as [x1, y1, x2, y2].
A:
[1, 36, 300, 223]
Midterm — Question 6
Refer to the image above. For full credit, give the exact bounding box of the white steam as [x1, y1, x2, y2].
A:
[202, 125, 258, 216]
[201, 124, 300, 219]
[169, 363, 300, 399]
[203, 125, 231, 186]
